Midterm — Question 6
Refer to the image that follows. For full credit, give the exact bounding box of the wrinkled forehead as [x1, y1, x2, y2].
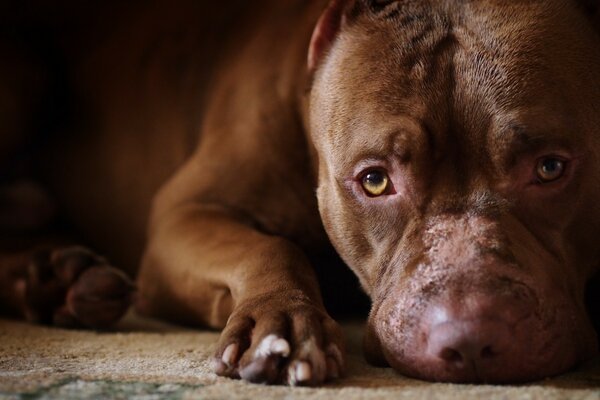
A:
[310, 0, 600, 169]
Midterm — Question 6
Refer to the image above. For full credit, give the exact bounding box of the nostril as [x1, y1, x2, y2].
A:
[481, 345, 495, 359]
[427, 319, 508, 370]
[440, 347, 463, 364]
[410, 296, 538, 382]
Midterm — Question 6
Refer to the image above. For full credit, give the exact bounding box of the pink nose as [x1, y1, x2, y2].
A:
[410, 293, 539, 383]
[427, 318, 510, 371]
[371, 283, 592, 383]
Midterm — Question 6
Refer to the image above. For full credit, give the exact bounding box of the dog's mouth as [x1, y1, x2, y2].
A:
[364, 272, 599, 383]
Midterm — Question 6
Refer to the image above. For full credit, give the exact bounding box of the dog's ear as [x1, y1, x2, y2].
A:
[308, 0, 399, 72]
[308, 1, 347, 73]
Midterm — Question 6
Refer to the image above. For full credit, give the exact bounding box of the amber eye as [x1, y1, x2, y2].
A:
[536, 157, 566, 183]
[361, 170, 390, 196]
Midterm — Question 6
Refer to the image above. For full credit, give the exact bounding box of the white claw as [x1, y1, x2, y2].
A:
[296, 362, 312, 382]
[222, 343, 239, 367]
[255, 335, 291, 359]
[211, 357, 224, 372]
[271, 338, 291, 357]
[288, 361, 312, 386]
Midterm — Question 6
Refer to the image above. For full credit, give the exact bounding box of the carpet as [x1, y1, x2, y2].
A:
[0, 312, 599, 399]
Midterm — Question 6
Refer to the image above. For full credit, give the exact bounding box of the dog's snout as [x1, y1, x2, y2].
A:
[424, 306, 513, 381]
[373, 287, 584, 383]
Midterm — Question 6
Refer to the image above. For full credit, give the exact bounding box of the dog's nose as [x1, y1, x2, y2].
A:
[414, 293, 536, 382]
[426, 318, 509, 371]
[372, 280, 592, 383]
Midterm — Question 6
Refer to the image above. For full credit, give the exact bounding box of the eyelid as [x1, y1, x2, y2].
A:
[357, 166, 388, 181]
[352, 158, 390, 179]
[534, 154, 569, 163]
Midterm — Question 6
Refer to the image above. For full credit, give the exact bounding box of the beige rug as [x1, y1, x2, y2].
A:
[0, 312, 599, 399]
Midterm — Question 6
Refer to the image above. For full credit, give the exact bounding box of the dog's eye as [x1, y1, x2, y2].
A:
[361, 170, 390, 197]
[536, 157, 566, 183]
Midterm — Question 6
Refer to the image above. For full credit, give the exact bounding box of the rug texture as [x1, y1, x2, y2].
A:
[0, 312, 599, 399]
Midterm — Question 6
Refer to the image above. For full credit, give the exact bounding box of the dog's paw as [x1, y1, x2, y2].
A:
[19, 246, 134, 329]
[212, 291, 345, 386]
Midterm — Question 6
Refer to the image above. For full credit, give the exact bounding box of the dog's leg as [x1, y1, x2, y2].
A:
[139, 207, 344, 385]
[137, 167, 344, 386]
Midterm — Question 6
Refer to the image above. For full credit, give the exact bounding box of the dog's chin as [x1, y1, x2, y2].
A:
[364, 287, 598, 383]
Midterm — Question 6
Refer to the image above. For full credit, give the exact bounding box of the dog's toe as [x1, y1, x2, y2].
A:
[213, 315, 253, 379]
[212, 293, 345, 386]
[66, 265, 134, 328]
[23, 246, 134, 329]
[285, 312, 344, 386]
[238, 314, 291, 384]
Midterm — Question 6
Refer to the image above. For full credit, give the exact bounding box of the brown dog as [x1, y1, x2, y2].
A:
[1, 0, 599, 386]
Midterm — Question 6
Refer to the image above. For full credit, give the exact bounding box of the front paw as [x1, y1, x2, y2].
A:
[212, 291, 345, 386]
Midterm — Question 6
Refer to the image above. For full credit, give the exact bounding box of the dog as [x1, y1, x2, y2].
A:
[1, 0, 599, 386]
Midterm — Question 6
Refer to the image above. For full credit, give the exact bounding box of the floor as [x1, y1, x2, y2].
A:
[0, 313, 599, 399]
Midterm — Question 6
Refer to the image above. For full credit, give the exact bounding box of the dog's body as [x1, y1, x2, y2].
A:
[1, 0, 600, 386]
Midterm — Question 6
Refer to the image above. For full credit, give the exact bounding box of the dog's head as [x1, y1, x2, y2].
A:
[307, 0, 600, 383]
